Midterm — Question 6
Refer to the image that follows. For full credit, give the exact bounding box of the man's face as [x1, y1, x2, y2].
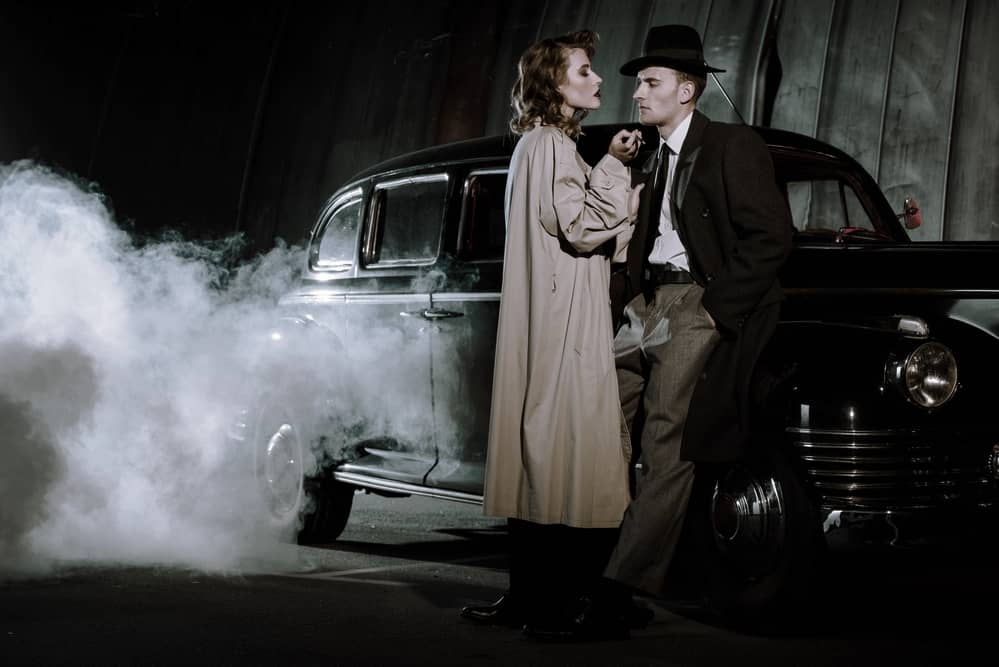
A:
[633, 66, 690, 131]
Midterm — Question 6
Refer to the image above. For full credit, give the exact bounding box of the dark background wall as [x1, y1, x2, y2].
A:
[3, 0, 997, 252]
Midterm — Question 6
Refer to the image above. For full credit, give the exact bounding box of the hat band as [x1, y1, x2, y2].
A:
[644, 47, 705, 62]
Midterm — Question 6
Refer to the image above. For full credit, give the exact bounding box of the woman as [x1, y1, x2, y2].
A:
[460, 30, 644, 639]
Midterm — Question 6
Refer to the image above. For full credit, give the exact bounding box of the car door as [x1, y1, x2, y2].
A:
[772, 149, 895, 283]
[424, 168, 507, 495]
[774, 154, 906, 333]
[336, 172, 450, 486]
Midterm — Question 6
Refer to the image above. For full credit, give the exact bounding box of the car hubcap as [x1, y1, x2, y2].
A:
[256, 414, 304, 520]
[710, 466, 786, 578]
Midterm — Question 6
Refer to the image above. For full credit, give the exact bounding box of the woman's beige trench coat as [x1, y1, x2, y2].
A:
[482, 125, 634, 528]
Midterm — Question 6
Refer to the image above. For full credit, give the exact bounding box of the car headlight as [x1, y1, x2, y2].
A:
[896, 341, 958, 408]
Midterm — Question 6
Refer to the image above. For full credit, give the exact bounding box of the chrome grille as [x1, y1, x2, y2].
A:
[788, 427, 994, 510]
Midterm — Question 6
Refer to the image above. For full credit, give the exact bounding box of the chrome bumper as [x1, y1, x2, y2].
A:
[820, 504, 998, 549]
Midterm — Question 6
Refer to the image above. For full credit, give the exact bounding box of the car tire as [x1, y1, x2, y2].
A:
[687, 447, 826, 631]
[250, 394, 355, 544]
[299, 476, 355, 544]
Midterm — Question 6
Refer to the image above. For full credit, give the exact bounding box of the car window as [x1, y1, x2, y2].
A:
[786, 178, 875, 234]
[458, 170, 507, 262]
[364, 174, 448, 266]
[312, 189, 362, 272]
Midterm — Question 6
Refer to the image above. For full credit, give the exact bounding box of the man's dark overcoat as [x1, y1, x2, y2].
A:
[612, 109, 793, 463]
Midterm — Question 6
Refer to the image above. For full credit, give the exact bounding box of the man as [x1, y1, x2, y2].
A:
[603, 25, 792, 605]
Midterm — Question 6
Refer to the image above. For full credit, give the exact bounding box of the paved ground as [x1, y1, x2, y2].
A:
[1, 493, 993, 665]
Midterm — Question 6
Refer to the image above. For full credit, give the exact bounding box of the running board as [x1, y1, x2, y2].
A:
[332, 471, 483, 505]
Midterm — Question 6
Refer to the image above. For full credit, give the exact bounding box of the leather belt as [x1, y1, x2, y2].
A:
[644, 262, 693, 285]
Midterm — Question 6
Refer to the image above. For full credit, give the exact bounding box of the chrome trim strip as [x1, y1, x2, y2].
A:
[823, 500, 943, 511]
[367, 257, 438, 268]
[344, 293, 432, 305]
[800, 454, 907, 465]
[784, 287, 999, 297]
[312, 262, 352, 273]
[781, 319, 880, 333]
[813, 480, 909, 491]
[778, 317, 928, 336]
[821, 497, 995, 512]
[375, 173, 450, 189]
[812, 478, 990, 493]
[793, 440, 897, 450]
[280, 293, 348, 305]
[806, 467, 909, 478]
[787, 427, 911, 437]
[282, 292, 501, 305]
[332, 471, 483, 505]
[424, 292, 500, 303]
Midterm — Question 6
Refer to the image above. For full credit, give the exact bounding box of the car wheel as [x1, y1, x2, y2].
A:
[689, 448, 825, 629]
[251, 397, 355, 544]
[300, 476, 355, 544]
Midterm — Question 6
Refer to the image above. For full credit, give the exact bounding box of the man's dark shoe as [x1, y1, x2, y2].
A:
[460, 593, 523, 628]
[622, 600, 655, 629]
[522, 618, 579, 642]
[592, 576, 654, 629]
[523, 596, 629, 642]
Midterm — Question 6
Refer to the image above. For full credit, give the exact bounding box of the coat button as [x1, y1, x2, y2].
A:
[701, 209, 710, 218]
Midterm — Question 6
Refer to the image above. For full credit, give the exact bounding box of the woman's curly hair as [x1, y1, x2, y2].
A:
[510, 30, 598, 139]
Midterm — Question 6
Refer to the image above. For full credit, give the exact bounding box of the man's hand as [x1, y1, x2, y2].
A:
[609, 129, 643, 163]
[701, 302, 716, 329]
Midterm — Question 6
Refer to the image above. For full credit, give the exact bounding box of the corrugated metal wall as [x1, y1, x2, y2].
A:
[947, 1, 999, 240]
[246, 0, 997, 246]
[4, 2, 993, 246]
[575, 0, 998, 241]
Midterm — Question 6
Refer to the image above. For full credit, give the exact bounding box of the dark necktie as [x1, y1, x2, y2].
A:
[644, 144, 669, 263]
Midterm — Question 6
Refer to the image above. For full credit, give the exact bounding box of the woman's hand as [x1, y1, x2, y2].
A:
[628, 183, 644, 221]
[609, 129, 643, 163]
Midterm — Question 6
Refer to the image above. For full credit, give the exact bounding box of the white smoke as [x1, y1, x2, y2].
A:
[0, 161, 337, 577]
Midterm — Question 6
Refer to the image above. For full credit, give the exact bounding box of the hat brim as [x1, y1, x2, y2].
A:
[620, 55, 725, 77]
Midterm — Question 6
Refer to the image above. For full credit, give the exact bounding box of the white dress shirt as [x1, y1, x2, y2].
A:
[648, 112, 693, 270]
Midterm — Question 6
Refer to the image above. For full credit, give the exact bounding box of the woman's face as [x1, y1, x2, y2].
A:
[558, 48, 602, 117]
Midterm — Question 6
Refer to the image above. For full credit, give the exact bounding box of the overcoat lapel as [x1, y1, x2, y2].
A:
[672, 110, 709, 211]
[625, 148, 661, 284]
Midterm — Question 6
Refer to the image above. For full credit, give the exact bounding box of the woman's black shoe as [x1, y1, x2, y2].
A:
[459, 593, 523, 627]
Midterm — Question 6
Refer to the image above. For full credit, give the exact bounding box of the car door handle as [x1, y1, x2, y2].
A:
[420, 308, 463, 320]
[400, 308, 464, 320]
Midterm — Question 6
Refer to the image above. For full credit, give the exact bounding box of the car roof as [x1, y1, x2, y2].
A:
[346, 123, 859, 184]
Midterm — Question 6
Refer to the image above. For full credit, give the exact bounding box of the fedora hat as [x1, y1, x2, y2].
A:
[620, 24, 725, 76]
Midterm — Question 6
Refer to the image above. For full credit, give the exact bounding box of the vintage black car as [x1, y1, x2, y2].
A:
[232, 123, 999, 622]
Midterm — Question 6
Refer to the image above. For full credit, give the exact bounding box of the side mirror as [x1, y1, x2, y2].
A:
[899, 196, 922, 230]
